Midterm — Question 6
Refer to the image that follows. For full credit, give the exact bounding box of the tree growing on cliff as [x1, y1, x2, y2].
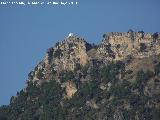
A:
[152, 32, 159, 40]
[140, 43, 147, 52]
[138, 31, 144, 38]
[59, 70, 74, 82]
[54, 48, 62, 59]
[128, 29, 135, 41]
[155, 62, 160, 75]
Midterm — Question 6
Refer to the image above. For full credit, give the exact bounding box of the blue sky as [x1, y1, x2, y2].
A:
[0, 0, 160, 105]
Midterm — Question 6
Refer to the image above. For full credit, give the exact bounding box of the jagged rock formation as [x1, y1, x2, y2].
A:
[29, 34, 91, 82]
[61, 81, 77, 99]
[52, 36, 90, 71]
[29, 31, 160, 83]
[98, 31, 160, 60]
[1, 31, 160, 120]
[27, 31, 160, 99]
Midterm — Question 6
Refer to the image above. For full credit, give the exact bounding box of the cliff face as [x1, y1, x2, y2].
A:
[1, 31, 160, 120]
[98, 32, 160, 60]
[29, 32, 160, 83]
[26, 31, 160, 99]
[52, 36, 89, 71]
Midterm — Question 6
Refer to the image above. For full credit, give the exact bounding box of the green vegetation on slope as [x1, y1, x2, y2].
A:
[0, 60, 160, 120]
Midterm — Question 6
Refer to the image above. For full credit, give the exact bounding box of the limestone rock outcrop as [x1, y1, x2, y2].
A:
[28, 31, 160, 87]
[98, 32, 160, 61]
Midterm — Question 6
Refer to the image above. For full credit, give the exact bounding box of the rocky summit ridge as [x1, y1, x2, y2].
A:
[1, 30, 160, 120]
[28, 31, 160, 84]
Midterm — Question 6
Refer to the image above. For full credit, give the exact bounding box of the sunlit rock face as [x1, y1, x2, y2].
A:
[44, 34, 90, 72]
[65, 81, 77, 98]
[28, 32, 160, 85]
[98, 32, 160, 61]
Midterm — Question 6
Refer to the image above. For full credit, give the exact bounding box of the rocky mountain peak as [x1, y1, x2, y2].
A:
[28, 31, 160, 84]
[1, 31, 160, 120]
[28, 34, 93, 84]
[98, 31, 160, 61]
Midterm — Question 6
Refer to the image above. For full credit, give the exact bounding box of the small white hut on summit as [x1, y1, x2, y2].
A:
[68, 33, 74, 37]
